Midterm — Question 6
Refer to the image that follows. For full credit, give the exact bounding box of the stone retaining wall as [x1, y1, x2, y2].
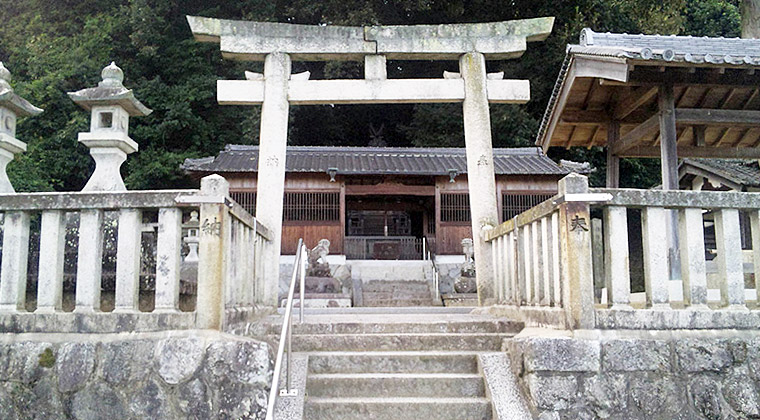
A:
[506, 328, 760, 419]
[0, 330, 272, 419]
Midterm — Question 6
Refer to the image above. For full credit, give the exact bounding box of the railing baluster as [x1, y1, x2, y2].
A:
[0, 211, 31, 312]
[115, 209, 143, 312]
[521, 224, 532, 304]
[551, 211, 561, 306]
[532, 221, 543, 305]
[75, 209, 104, 312]
[604, 206, 631, 309]
[498, 235, 507, 302]
[491, 236, 500, 302]
[540, 216, 552, 306]
[36, 210, 67, 313]
[678, 208, 708, 308]
[751, 210, 760, 306]
[714, 209, 747, 309]
[641, 206, 671, 308]
[506, 231, 515, 304]
[155, 207, 182, 312]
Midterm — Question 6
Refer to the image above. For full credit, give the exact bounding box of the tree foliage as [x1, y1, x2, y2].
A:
[0, 0, 743, 191]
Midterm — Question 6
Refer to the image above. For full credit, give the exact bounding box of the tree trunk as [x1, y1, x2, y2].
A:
[742, 0, 760, 38]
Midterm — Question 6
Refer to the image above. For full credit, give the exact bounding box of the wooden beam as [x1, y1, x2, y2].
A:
[628, 67, 760, 88]
[561, 109, 610, 125]
[659, 85, 679, 191]
[621, 146, 760, 159]
[733, 128, 752, 147]
[674, 108, 760, 127]
[564, 125, 577, 149]
[714, 128, 732, 147]
[539, 61, 579, 152]
[743, 88, 759, 110]
[718, 88, 738, 108]
[611, 114, 660, 155]
[612, 86, 657, 120]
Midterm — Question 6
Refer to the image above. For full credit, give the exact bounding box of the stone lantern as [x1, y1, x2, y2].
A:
[0, 62, 43, 193]
[68, 62, 151, 191]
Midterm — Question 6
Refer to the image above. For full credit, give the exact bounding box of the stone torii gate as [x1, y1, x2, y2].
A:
[187, 16, 554, 306]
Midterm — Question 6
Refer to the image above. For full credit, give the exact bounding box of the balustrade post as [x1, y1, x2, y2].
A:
[641, 206, 671, 308]
[751, 210, 760, 304]
[0, 211, 30, 312]
[114, 209, 143, 312]
[75, 210, 104, 312]
[714, 209, 747, 309]
[557, 174, 595, 329]
[154, 207, 182, 312]
[679, 208, 708, 308]
[36, 210, 67, 313]
[603, 206, 631, 309]
[197, 174, 231, 329]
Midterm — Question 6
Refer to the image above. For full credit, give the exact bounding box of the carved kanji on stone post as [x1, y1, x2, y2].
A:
[187, 16, 555, 306]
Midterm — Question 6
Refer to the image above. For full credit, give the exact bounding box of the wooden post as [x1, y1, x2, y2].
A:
[606, 121, 620, 188]
[557, 174, 595, 329]
[659, 84, 682, 283]
[197, 174, 230, 329]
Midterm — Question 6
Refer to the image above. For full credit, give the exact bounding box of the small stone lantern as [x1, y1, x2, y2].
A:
[0, 62, 43, 193]
[68, 62, 151, 191]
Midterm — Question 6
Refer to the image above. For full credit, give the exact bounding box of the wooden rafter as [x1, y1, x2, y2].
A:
[742, 88, 758, 110]
[732, 128, 752, 147]
[587, 125, 601, 149]
[622, 146, 760, 159]
[564, 125, 577, 149]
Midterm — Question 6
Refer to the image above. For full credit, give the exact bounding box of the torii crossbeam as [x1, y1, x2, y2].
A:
[187, 15, 554, 307]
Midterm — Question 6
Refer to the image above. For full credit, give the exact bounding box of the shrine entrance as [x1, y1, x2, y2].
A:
[187, 15, 554, 306]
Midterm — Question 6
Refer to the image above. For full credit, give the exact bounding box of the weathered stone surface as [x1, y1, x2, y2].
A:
[602, 339, 670, 372]
[101, 339, 152, 385]
[1, 342, 51, 384]
[204, 339, 272, 386]
[629, 373, 680, 417]
[130, 379, 172, 418]
[31, 377, 66, 419]
[57, 342, 96, 393]
[689, 376, 737, 419]
[527, 374, 578, 410]
[155, 336, 205, 384]
[71, 382, 128, 420]
[748, 338, 760, 380]
[218, 381, 268, 420]
[520, 337, 600, 372]
[722, 368, 760, 417]
[178, 378, 213, 420]
[582, 374, 628, 417]
[676, 339, 734, 372]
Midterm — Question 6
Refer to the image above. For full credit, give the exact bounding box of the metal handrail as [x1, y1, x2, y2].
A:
[423, 237, 441, 303]
[265, 238, 308, 420]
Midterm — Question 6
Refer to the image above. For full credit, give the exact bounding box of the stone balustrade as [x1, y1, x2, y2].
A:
[487, 173, 760, 330]
[0, 174, 273, 333]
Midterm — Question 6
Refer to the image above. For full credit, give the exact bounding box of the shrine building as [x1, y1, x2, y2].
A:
[183, 145, 578, 258]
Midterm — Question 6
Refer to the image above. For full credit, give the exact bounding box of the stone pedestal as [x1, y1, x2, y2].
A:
[0, 136, 25, 193]
[78, 137, 136, 191]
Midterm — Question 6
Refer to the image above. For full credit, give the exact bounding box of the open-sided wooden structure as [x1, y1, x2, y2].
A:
[536, 29, 760, 189]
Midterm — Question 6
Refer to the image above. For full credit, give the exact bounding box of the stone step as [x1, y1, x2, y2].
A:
[293, 333, 511, 351]
[250, 315, 522, 336]
[360, 298, 434, 307]
[306, 373, 486, 398]
[308, 352, 480, 374]
[304, 397, 492, 420]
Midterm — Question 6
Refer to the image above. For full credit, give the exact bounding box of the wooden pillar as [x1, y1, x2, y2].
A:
[606, 121, 620, 188]
[659, 84, 681, 282]
[658, 85, 678, 190]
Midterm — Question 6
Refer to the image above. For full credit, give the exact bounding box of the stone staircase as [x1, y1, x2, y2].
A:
[250, 308, 531, 419]
[360, 280, 438, 307]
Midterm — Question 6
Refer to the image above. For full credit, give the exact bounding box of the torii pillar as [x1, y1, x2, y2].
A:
[187, 16, 554, 307]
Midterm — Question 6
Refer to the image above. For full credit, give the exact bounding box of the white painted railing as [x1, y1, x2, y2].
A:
[487, 173, 760, 330]
[0, 174, 273, 333]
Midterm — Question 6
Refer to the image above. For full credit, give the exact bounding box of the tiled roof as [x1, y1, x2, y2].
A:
[574, 29, 760, 65]
[682, 159, 760, 188]
[182, 145, 573, 176]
